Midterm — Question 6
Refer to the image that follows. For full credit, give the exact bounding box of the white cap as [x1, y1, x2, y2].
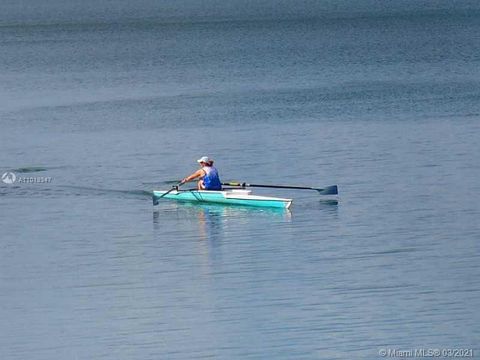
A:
[197, 156, 211, 163]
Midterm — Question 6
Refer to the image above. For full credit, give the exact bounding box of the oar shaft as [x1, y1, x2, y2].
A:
[248, 183, 316, 190]
[222, 182, 338, 195]
[223, 182, 315, 190]
[153, 182, 182, 205]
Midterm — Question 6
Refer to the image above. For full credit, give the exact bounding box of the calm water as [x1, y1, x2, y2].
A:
[1, 2, 480, 359]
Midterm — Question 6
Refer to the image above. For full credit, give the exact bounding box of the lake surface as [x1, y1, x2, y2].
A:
[1, 2, 479, 359]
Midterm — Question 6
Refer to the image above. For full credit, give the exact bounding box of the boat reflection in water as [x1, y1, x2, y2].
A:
[153, 202, 292, 265]
[153, 201, 291, 241]
[151, 200, 337, 269]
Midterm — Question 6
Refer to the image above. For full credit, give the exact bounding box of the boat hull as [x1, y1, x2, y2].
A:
[153, 189, 292, 209]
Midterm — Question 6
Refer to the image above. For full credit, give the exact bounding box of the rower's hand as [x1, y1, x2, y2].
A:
[180, 178, 187, 184]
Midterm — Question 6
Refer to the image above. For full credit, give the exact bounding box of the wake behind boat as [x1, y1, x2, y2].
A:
[153, 188, 293, 209]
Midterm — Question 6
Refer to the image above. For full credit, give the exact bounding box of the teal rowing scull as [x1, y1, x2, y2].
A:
[153, 189, 293, 209]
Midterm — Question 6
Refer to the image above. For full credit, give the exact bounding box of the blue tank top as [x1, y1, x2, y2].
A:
[202, 166, 222, 190]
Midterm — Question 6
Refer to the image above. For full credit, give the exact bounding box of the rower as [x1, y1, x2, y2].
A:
[181, 156, 222, 190]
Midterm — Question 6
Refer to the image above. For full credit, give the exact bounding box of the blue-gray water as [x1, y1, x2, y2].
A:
[1, 2, 480, 359]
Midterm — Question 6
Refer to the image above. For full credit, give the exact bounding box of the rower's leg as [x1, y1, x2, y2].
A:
[198, 180, 205, 190]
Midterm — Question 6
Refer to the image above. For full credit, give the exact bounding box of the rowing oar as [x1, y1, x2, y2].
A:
[222, 182, 338, 195]
[152, 181, 183, 205]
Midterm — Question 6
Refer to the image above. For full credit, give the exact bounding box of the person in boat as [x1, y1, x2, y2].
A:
[181, 156, 222, 190]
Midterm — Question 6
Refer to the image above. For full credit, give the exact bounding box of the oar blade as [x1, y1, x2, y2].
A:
[316, 185, 338, 195]
[152, 193, 160, 206]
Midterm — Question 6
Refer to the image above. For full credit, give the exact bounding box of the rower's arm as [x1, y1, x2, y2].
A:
[182, 169, 205, 183]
